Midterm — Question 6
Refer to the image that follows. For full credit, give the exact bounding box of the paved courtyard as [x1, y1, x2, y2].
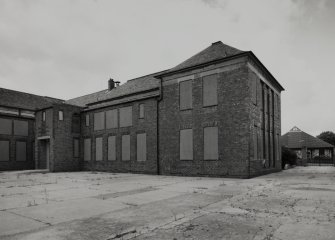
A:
[0, 167, 335, 240]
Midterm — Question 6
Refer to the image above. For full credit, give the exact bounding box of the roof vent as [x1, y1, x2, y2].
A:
[108, 78, 120, 90]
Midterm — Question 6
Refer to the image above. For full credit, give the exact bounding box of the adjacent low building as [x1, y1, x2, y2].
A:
[0, 41, 284, 177]
[281, 126, 334, 166]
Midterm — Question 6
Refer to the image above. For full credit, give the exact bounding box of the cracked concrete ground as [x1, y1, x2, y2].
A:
[0, 167, 335, 240]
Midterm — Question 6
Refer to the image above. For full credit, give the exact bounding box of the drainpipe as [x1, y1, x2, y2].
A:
[156, 77, 163, 175]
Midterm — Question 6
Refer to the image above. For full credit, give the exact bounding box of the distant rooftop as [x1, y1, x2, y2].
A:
[282, 127, 334, 149]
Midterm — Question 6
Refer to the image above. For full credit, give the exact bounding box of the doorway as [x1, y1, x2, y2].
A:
[38, 140, 50, 169]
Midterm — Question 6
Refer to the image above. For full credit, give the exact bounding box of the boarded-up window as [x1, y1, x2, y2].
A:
[85, 114, 90, 126]
[252, 73, 257, 105]
[84, 138, 91, 161]
[0, 118, 12, 135]
[106, 109, 118, 129]
[253, 126, 258, 160]
[94, 112, 105, 131]
[120, 106, 132, 127]
[277, 134, 280, 161]
[14, 120, 28, 136]
[203, 74, 218, 106]
[204, 127, 218, 160]
[180, 80, 192, 110]
[137, 133, 146, 161]
[139, 104, 145, 119]
[16, 141, 26, 162]
[42, 111, 46, 121]
[0, 140, 9, 161]
[95, 137, 103, 161]
[73, 139, 79, 158]
[58, 111, 64, 121]
[108, 136, 116, 161]
[180, 129, 193, 160]
[122, 135, 130, 161]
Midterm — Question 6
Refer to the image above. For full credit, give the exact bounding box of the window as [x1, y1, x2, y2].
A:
[137, 133, 147, 161]
[179, 80, 192, 110]
[84, 138, 91, 161]
[203, 74, 218, 107]
[58, 111, 64, 121]
[16, 141, 26, 162]
[94, 112, 105, 131]
[20, 110, 35, 118]
[139, 104, 145, 119]
[73, 139, 79, 158]
[72, 114, 80, 133]
[108, 136, 116, 161]
[85, 114, 90, 127]
[0, 106, 19, 115]
[253, 126, 258, 160]
[204, 127, 218, 160]
[252, 73, 257, 105]
[180, 129, 193, 160]
[120, 106, 132, 127]
[95, 137, 103, 161]
[42, 111, 46, 121]
[0, 140, 10, 161]
[122, 135, 130, 161]
[14, 120, 28, 136]
[0, 118, 12, 135]
[106, 109, 118, 129]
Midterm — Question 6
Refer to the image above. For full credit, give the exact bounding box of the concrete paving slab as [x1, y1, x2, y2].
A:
[9, 198, 127, 225]
[274, 223, 335, 240]
[0, 211, 47, 237]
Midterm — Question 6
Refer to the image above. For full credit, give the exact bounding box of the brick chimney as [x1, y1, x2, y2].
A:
[108, 78, 115, 90]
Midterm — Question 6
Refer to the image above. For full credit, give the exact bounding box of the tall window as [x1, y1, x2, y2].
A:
[58, 111, 64, 121]
[120, 106, 132, 127]
[106, 109, 118, 129]
[179, 80, 192, 110]
[108, 136, 116, 161]
[137, 133, 147, 161]
[73, 139, 79, 158]
[16, 141, 27, 162]
[203, 74, 218, 107]
[180, 129, 193, 160]
[84, 138, 91, 161]
[85, 114, 90, 126]
[42, 111, 46, 122]
[94, 112, 105, 131]
[0, 118, 12, 135]
[139, 104, 145, 119]
[204, 127, 218, 160]
[0, 140, 10, 161]
[122, 135, 130, 161]
[253, 125, 258, 160]
[95, 137, 103, 161]
[14, 120, 28, 136]
[252, 73, 257, 105]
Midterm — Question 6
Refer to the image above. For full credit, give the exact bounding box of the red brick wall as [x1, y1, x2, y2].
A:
[81, 98, 158, 174]
[158, 62, 251, 178]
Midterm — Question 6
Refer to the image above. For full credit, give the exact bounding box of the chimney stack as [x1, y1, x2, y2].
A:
[108, 78, 115, 90]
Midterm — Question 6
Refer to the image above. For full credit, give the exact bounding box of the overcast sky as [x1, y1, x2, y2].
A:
[0, 0, 334, 136]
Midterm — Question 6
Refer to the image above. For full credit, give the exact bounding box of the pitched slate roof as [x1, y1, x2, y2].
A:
[66, 70, 167, 107]
[281, 126, 334, 149]
[0, 87, 64, 111]
[164, 41, 244, 74]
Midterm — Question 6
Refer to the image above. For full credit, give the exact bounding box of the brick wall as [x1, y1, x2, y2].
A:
[81, 98, 158, 174]
[248, 60, 282, 177]
[0, 115, 35, 171]
[159, 59, 251, 178]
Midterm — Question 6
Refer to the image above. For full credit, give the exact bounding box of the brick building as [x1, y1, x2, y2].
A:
[0, 41, 284, 177]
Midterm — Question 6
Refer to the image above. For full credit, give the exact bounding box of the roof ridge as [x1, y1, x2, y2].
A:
[0, 87, 63, 102]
